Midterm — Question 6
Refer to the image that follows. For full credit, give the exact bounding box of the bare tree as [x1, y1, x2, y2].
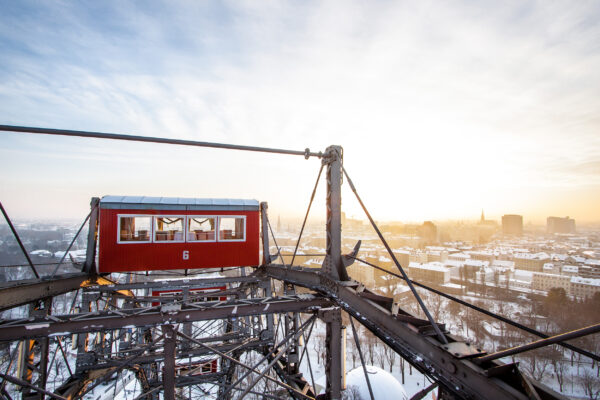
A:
[382, 343, 396, 372]
[551, 357, 566, 393]
[348, 339, 358, 369]
[376, 346, 386, 369]
[364, 330, 376, 366]
[522, 350, 551, 382]
[343, 384, 364, 400]
[580, 368, 600, 400]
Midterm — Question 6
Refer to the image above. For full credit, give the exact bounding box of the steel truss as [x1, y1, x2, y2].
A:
[0, 126, 594, 400]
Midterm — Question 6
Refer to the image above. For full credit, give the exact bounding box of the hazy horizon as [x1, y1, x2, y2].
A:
[1, 1, 599, 224]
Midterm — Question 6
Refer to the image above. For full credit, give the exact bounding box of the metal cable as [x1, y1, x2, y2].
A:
[0, 125, 323, 159]
[50, 208, 93, 277]
[349, 317, 375, 400]
[0, 201, 39, 279]
[266, 217, 284, 264]
[476, 323, 600, 363]
[351, 255, 600, 363]
[342, 166, 448, 344]
[290, 164, 324, 268]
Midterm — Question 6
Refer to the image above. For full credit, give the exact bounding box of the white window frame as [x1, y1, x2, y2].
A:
[153, 215, 186, 243]
[117, 214, 153, 244]
[217, 215, 246, 242]
[186, 216, 217, 243]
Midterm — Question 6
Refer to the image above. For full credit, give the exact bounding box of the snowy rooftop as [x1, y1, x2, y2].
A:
[532, 272, 569, 279]
[571, 276, 600, 287]
[492, 260, 515, 268]
[443, 260, 464, 268]
[409, 261, 450, 272]
[562, 265, 579, 273]
[514, 252, 550, 260]
[465, 259, 489, 267]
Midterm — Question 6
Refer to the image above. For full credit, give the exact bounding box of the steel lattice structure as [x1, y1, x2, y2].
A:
[1, 124, 596, 400]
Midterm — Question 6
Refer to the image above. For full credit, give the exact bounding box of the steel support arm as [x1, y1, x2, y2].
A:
[85, 339, 270, 370]
[86, 275, 261, 291]
[0, 295, 330, 341]
[263, 266, 567, 400]
[0, 273, 88, 312]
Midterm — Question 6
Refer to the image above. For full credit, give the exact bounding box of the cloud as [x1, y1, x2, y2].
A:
[1, 1, 600, 221]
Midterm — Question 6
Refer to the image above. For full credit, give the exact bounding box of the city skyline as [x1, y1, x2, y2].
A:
[1, 1, 600, 223]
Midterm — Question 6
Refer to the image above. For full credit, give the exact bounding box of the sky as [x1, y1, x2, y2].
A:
[1, 0, 599, 224]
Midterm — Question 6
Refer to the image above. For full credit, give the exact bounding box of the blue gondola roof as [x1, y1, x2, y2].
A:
[100, 196, 260, 211]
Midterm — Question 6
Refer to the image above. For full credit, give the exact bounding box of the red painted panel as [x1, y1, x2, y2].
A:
[98, 209, 259, 273]
[151, 286, 227, 306]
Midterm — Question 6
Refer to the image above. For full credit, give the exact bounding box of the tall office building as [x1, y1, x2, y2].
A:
[547, 216, 576, 234]
[502, 214, 523, 235]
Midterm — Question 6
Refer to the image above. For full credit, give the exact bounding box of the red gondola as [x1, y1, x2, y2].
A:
[97, 196, 260, 273]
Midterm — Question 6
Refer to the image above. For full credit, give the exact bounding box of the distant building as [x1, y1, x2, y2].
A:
[426, 250, 448, 263]
[464, 259, 489, 275]
[448, 253, 470, 262]
[408, 262, 450, 284]
[467, 250, 495, 263]
[561, 265, 578, 276]
[531, 272, 571, 293]
[570, 277, 600, 299]
[409, 251, 427, 264]
[579, 265, 600, 279]
[491, 260, 515, 271]
[542, 263, 557, 274]
[394, 250, 410, 268]
[417, 221, 437, 243]
[502, 214, 523, 235]
[514, 253, 550, 272]
[547, 216, 575, 234]
[479, 209, 497, 226]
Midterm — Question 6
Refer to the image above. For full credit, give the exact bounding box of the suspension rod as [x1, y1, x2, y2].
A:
[476, 323, 600, 363]
[342, 166, 448, 344]
[0, 125, 323, 158]
[0, 201, 40, 279]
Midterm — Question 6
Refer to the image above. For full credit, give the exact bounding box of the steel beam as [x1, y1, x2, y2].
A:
[321, 145, 347, 400]
[18, 299, 51, 400]
[0, 295, 331, 341]
[263, 266, 568, 400]
[322, 145, 348, 281]
[0, 274, 87, 312]
[83, 339, 270, 370]
[260, 202, 271, 266]
[85, 275, 261, 291]
[321, 308, 343, 400]
[162, 326, 175, 400]
[83, 198, 99, 274]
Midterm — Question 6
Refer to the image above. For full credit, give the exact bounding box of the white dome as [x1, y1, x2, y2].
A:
[345, 365, 408, 400]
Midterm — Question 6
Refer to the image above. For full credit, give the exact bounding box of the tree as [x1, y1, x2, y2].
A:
[493, 269, 500, 289]
[382, 344, 396, 372]
[343, 385, 364, 400]
[580, 368, 600, 400]
[545, 287, 567, 309]
[522, 349, 551, 382]
[548, 347, 566, 392]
